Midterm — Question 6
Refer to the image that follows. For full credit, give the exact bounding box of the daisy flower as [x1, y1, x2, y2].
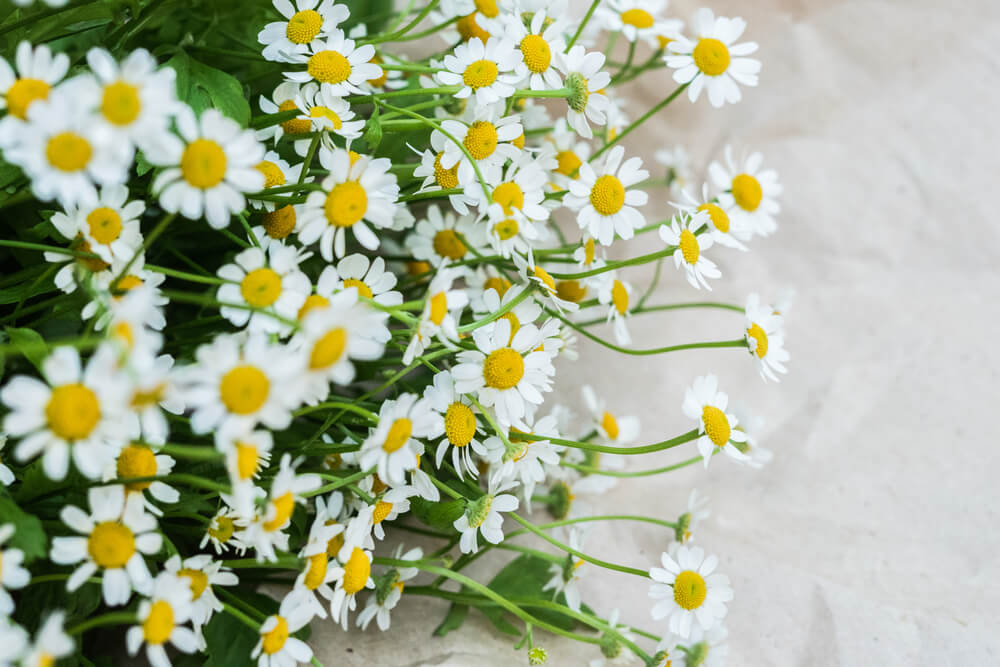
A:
[255, 80, 312, 145]
[1, 344, 129, 480]
[297, 146, 399, 260]
[250, 150, 304, 211]
[411, 130, 477, 214]
[49, 184, 144, 264]
[258, 0, 349, 62]
[359, 393, 438, 485]
[126, 572, 198, 667]
[659, 211, 720, 290]
[285, 517, 342, 621]
[473, 283, 542, 343]
[215, 425, 274, 517]
[665, 8, 761, 108]
[671, 184, 747, 250]
[547, 118, 592, 188]
[405, 204, 483, 268]
[543, 528, 587, 612]
[402, 267, 469, 364]
[484, 411, 561, 503]
[285, 30, 383, 96]
[600, 0, 681, 48]
[581, 384, 640, 451]
[243, 454, 320, 561]
[474, 155, 551, 229]
[453, 474, 519, 554]
[438, 105, 522, 188]
[0, 524, 29, 615]
[648, 545, 733, 639]
[682, 374, 749, 468]
[252, 203, 305, 249]
[708, 145, 782, 238]
[564, 145, 648, 246]
[0, 41, 69, 126]
[0, 436, 14, 486]
[568, 237, 612, 295]
[164, 553, 239, 628]
[199, 506, 249, 555]
[107, 443, 179, 515]
[316, 253, 403, 308]
[512, 252, 579, 313]
[19, 611, 74, 667]
[743, 292, 789, 381]
[554, 45, 611, 139]
[122, 351, 184, 446]
[505, 9, 566, 91]
[437, 37, 521, 106]
[216, 244, 311, 336]
[425, 370, 487, 480]
[148, 107, 266, 229]
[253, 595, 314, 666]
[371, 485, 417, 540]
[49, 485, 161, 605]
[287, 82, 364, 155]
[596, 276, 634, 346]
[327, 509, 376, 628]
[356, 545, 422, 631]
[179, 333, 301, 434]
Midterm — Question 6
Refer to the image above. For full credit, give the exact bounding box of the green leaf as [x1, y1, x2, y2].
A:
[433, 600, 469, 637]
[0, 491, 47, 564]
[164, 51, 251, 125]
[410, 496, 465, 532]
[484, 554, 581, 633]
[3, 327, 47, 373]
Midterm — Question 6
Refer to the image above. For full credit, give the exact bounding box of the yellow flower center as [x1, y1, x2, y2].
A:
[611, 279, 629, 315]
[673, 570, 707, 610]
[117, 444, 157, 491]
[298, 294, 330, 320]
[492, 182, 524, 215]
[621, 8, 654, 28]
[6, 78, 49, 119]
[746, 323, 769, 358]
[261, 616, 289, 655]
[114, 321, 133, 348]
[256, 160, 285, 189]
[116, 274, 143, 290]
[303, 552, 328, 590]
[483, 348, 524, 390]
[383, 418, 412, 453]
[589, 175, 625, 215]
[463, 59, 499, 89]
[697, 202, 730, 233]
[86, 206, 123, 245]
[679, 229, 700, 264]
[601, 411, 619, 440]
[483, 276, 511, 297]
[368, 55, 388, 87]
[263, 492, 294, 531]
[701, 405, 731, 447]
[520, 34, 551, 73]
[429, 291, 448, 325]
[235, 441, 260, 480]
[180, 139, 227, 189]
[556, 279, 586, 303]
[35, 654, 55, 667]
[286, 9, 323, 44]
[342, 547, 370, 595]
[656, 35, 673, 49]
[46, 383, 100, 440]
[731, 173, 763, 211]
[445, 402, 476, 447]
[324, 181, 368, 227]
[457, 13, 490, 42]
[584, 237, 596, 265]
[278, 100, 311, 135]
[432, 228, 467, 260]
[142, 600, 174, 645]
[87, 521, 135, 569]
[555, 150, 581, 177]
[131, 382, 166, 408]
[262, 205, 297, 239]
[208, 516, 235, 543]
[46, 132, 92, 172]
[342, 278, 372, 299]
[219, 365, 270, 415]
[432, 152, 459, 189]
[463, 121, 498, 161]
[309, 105, 343, 129]
[325, 522, 345, 557]
[372, 500, 393, 524]
[240, 267, 282, 308]
[493, 218, 518, 241]
[178, 568, 209, 599]
[101, 81, 141, 125]
[533, 265, 556, 293]
[692, 38, 731, 76]
[474, 0, 498, 16]
[309, 327, 347, 369]
[408, 260, 431, 276]
[308, 50, 352, 84]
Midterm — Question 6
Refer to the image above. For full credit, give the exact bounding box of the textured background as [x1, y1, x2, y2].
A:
[312, 1, 1000, 665]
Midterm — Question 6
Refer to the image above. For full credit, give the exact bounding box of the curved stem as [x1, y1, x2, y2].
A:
[519, 427, 698, 455]
[510, 514, 649, 578]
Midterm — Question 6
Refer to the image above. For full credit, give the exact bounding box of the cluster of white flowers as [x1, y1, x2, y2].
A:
[0, 0, 790, 665]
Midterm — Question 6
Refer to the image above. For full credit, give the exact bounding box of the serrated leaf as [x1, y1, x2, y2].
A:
[164, 51, 251, 126]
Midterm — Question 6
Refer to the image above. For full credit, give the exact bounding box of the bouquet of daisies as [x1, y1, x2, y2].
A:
[0, 0, 789, 664]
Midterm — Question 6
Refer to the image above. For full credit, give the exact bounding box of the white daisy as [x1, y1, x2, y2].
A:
[0, 524, 29, 615]
[484, 411, 561, 503]
[676, 489, 711, 544]
[0, 41, 69, 125]
[359, 393, 438, 486]
[411, 130, 477, 214]
[425, 370, 487, 480]
[327, 509, 376, 629]
[438, 105, 522, 188]
[600, 0, 681, 48]
[671, 184, 747, 250]
[164, 553, 239, 629]
[659, 211, 720, 290]
[255, 80, 312, 145]
[512, 251, 579, 313]
[437, 37, 521, 106]
[1, 344, 129, 480]
[250, 149, 304, 211]
[596, 276, 634, 346]
[252, 202, 305, 249]
[242, 454, 320, 561]
[666, 8, 760, 108]
[288, 81, 365, 155]
[402, 267, 469, 365]
[316, 253, 403, 308]
[581, 384, 640, 450]
[199, 506, 249, 555]
[49, 485, 161, 605]
[474, 154, 551, 234]
[285, 30, 383, 96]
[216, 244, 311, 335]
[258, 0, 349, 62]
[148, 107, 266, 229]
[681, 374, 749, 468]
[405, 204, 483, 268]
[744, 292, 789, 382]
[453, 474, 519, 554]
[253, 595, 314, 666]
[126, 572, 198, 667]
[473, 283, 542, 342]
[371, 484, 417, 540]
[285, 516, 342, 621]
[708, 145, 782, 239]
[648, 545, 733, 639]
[215, 425, 273, 517]
[505, 9, 567, 91]
[122, 350, 184, 446]
[547, 117, 592, 188]
[356, 545, 422, 631]
[554, 45, 611, 139]
[49, 184, 144, 264]
[106, 443, 179, 516]
[565, 145, 648, 246]
[19, 611, 74, 667]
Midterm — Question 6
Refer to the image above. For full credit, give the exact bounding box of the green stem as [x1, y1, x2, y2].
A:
[519, 427, 698, 455]
[591, 83, 689, 162]
[304, 468, 373, 498]
[562, 454, 703, 477]
[293, 401, 378, 422]
[566, 0, 602, 51]
[68, 612, 136, 636]
[510, 514, 649, 578]
[111, 212, 177, 291]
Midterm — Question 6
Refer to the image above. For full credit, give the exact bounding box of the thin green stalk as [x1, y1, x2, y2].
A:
[566, 0, 602, 51]
[68, 612, 136, 636]
[304, 468, 373, 498]
[510, 514, 649, 578]
[591, 83, 689, 161]
[519, 427, 698, 455]
[563, 454, 703, 477]
[111, 212, 178, 291]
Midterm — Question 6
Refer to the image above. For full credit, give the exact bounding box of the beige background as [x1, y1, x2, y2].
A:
[313, 1, 1000, 665]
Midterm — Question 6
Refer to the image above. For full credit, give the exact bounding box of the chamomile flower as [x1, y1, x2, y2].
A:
[565, 145, 648, 246]
[675, 489, 711, 544]
[665, 8, 760, 108]
[505, 9, 566, 91]
[179, 333, 302, 434]
[659, 211, 720, 290]
[547, 118, 592, 188]
[439, 106, 523, 187]
[19, 611, 74, 667]
[216, 244, 312, 335]
[708, 145, 782, 238]
[568, 237, 611, 295]
[452, 318, 556, 428]
[485, 411, 561, 503]
[405, 204, 483, 268]
[255, 81, 310, 145]
[554, 45, 611, 139]
[412, 130, 477, 214]
[648, 545, 732, 639]
[1, 344, 129, 480]
[285, 517, 342, 621]
[285, 30, 383, 96]
[356, 545, 422, 631]
[453, 474, 519, 554]
[581, 384, 640, 450]
[107, 443, 179, 515]
[402, 267, 469, 364]
[298, 146, 399, 260]
[543, 528, 587, 612]
[437, 37, 521, 106]
[743, 292, 789, 381]
[424, 370, 487, 480]
[0, 41, 69, 126]
[359, 394, 438, 485]
[512, 251, 579, 313]
[475, 283, 542, 340]
[200, 506, 249, 555]
[216, 425, 274, 517]
[288, 82, 364, 154]
[0, 525, 29, 615]
[148, 107, 266, 229]
[601, 0, 680, 48]
[672, 184, 747, 250]
[50, 485, 161, 605]
[253, 595, 314, 666]
[318, 253, 403, 307]
[258, 0, 350, 62]
[682, 374, 749, 468]
[49, 184, 144, 264]
[596, 276, 634, 346]
[122, 351, 184, 446]
[250, 150, 304, 211]
[253, 203, 305, 249]
[244, 454, 321, 561]
[475, 155, 551, 228]
[371, 485, 417, 540]
[126, 572, 198, 667]
[327, 508, 376, 628]
[165, 553, 239, 628]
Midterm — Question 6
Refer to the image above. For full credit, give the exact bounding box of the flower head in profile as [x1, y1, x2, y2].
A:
[453, 474, 519, 554]
[744, 292, 790, 381]
[682, 374, 749, 468]
[554, 45, 611, 139]
[659, 211, 721, 290]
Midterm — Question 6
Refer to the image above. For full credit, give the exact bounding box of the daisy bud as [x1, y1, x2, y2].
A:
[527, 646, 547, 665]
[564, 72, 590, 113]
[600, 632, 623, 659]
[545, 481, 572, 520]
